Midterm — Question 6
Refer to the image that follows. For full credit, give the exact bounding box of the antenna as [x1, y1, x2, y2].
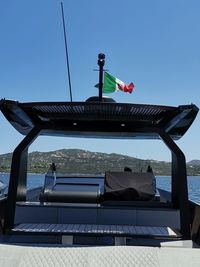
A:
[61, 2, 73, 102]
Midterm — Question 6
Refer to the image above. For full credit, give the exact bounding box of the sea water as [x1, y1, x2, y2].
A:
[0, 173, 200, 204]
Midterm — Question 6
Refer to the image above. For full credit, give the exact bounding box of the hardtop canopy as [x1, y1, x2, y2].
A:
[0, 99, 198, 139]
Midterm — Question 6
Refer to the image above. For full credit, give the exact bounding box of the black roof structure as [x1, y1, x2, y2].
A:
[0, 98, 199, 240]
[0, 99, 198, 139]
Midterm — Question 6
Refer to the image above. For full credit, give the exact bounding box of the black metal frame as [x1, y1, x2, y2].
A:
[3, 125, 191, 239]
[4, 127, 41, 230]
[158, 129, 190, 239]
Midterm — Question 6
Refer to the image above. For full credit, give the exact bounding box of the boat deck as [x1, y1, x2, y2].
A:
[0, 243, 200, 267]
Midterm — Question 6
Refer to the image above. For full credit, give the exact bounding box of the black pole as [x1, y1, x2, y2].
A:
[98, 53, 105, 101]
[4, 127, 41, 231]
[61, 2, 73, 102]
[158, 129, 191, 240]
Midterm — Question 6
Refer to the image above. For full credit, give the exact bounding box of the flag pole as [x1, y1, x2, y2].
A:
[98, 53, 105, 101]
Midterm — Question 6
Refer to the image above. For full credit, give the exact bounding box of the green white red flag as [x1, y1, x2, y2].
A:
[103, 72, 134, 94]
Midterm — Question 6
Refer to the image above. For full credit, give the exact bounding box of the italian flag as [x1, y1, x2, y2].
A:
[103, 72, 134, 94]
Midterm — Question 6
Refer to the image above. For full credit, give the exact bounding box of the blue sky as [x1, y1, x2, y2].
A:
[0, 0, 199, 162]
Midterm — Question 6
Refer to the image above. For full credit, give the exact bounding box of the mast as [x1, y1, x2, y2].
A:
[98, 53, 105, 101]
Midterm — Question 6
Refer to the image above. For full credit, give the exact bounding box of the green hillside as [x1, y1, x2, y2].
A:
[0, 149, 200, 175]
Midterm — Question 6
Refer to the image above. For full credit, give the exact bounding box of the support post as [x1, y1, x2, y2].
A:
[158, 129, 191, 240]
[4, 127, 41, 231]
[114, 237, 127, 246]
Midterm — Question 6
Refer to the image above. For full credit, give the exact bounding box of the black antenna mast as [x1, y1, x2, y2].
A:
[98, 53, 105, 102]
[61, 2, 73, 102]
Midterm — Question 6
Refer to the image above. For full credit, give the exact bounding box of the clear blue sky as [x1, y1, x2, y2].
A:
[0, 0, 199, 162]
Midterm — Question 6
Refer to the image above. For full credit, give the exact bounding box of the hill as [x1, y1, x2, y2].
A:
[187, 160, 200, 166]
[0, 149, 200, 175]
